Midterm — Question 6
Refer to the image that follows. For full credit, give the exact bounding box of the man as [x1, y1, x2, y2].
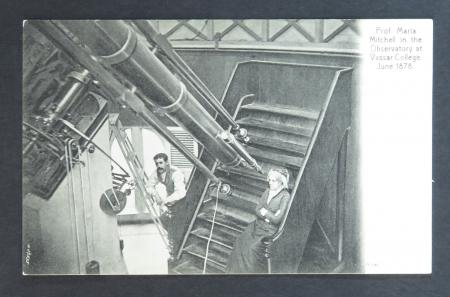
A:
[146, 153, 186, 258]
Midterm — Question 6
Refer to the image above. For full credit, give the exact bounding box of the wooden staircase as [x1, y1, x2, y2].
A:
[172, 103, 320, 274]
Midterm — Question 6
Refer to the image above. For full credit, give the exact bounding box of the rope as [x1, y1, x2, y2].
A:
[202, 182, 221, 274]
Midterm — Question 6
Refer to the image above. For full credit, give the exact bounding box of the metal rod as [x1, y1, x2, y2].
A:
[47, 70, 90, 123]
[77, 144, 93, 261]
[85, 144, 97, 259]
[132, 20, 241, 132]
[65, 139, 82, 273]
[220, 131, 262, 173]
[59, 119, 130, 178]
[23, 121, 65, 149]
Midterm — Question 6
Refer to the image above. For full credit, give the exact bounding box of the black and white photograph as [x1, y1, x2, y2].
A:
[21, 19, 432, 275]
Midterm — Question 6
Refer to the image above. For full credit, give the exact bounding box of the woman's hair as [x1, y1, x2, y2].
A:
[267, 168, 289, 190]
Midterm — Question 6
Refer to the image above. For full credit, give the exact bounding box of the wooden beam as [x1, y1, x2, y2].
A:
[290, 21, 315, 42]
[236, 20, 263, 41]
[336, 127, 350, 262]
[323, 21, 349, 43]
[131, 127, 147, 213]
[262, 20, 270, 41]
[269, 22, 291, 42]
[315, 19, 324, 43]
[164, 21, 186, 38]
[183, 21, 209, 40]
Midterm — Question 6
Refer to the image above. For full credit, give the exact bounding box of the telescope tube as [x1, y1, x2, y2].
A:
[60, 20, 248, 168]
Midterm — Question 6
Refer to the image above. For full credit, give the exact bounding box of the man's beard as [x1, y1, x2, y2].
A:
[157, 167, 166, 174]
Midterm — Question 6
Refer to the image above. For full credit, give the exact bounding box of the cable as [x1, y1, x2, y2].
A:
[202, 182, 221, 274]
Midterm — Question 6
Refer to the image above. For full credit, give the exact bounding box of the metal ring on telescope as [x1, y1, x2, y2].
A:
[99, 28, 138, 66]
[160, 82, 188, 113]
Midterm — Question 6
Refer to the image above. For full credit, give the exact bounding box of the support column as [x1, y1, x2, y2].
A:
[315, 19, 324, 43]
[131, 127, 146, 213]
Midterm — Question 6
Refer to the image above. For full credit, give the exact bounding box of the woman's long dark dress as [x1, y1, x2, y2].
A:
[225, 188, 290, 273]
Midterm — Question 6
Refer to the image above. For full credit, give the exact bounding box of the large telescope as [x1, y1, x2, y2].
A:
[58, 20, 261, 172]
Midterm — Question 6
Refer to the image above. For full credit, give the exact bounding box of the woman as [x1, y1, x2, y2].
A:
[225, 168, 291, 273]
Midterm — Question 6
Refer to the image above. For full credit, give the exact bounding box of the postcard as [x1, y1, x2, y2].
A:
[22, 19, 432, 274]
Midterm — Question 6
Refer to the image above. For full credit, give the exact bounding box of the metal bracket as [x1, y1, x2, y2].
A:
[59, 118, 130, 177]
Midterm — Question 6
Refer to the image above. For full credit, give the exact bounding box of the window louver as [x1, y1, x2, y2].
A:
[168, 127, 198, 169]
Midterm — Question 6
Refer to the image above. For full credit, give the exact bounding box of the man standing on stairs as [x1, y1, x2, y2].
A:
[146, 153, 187, 259]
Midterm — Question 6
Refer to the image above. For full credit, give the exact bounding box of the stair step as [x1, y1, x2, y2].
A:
[172, 254, 224, 274]
[195, 219, 243, 242]
[207, 187, 260, 213]
[171, 258, 202, 274]
[197, 211, 245, 233]
[207, 201, 255, 224]
[241, 103, 320, 120]
[238, 117, 314, 138]
[241, 126, 312, 147]
[245, 146, 303, 169]
[191, 225, 238, 249]
[198, 202, 254, 232]
[247, 134, 308, 157]
[216, 164, 295, 190]
[184, 242, 230, 269]
[217, 164, 267, 183]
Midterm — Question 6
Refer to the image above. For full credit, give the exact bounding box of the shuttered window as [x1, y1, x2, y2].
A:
[167, 127, 198, 169]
